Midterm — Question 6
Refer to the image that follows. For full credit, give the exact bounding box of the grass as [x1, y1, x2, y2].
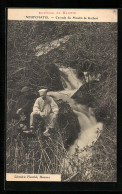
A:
[6, 118, 116, 182]
[6, 21, 117, 182]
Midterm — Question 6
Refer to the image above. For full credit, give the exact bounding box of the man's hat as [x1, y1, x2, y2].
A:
[38, 88, 48, 95]
[21, 86, 30, 93]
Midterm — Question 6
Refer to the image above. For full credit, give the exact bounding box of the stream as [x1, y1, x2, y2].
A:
[48, 65, 103, 155]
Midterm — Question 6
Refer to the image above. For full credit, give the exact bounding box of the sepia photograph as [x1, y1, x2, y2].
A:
[6, 9, 117, 182]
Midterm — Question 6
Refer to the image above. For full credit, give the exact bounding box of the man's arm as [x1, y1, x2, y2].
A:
[16, 99, 30, 114]
[33, 98, 41, 112]
[33, 98, 46, 117]
[50, 98, 59, 115]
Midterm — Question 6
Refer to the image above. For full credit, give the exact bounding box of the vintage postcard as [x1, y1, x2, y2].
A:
[6, 8, 117, 182]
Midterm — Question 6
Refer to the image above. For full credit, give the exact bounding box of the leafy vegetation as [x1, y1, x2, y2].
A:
[7, 21, 117, 181]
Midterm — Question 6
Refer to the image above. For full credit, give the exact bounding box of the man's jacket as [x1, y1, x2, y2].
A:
[33, 96, 59, 116]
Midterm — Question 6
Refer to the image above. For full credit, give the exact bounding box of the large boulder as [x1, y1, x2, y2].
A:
[57, 100, 80, 149]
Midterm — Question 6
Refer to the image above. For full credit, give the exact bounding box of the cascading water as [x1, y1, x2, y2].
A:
[48, 65, 103, 155]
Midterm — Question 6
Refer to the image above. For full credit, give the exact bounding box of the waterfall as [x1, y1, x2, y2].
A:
[47, 66, 103, 155]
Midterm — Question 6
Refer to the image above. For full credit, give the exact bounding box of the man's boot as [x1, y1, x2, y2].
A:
[23, 126, 34, 134]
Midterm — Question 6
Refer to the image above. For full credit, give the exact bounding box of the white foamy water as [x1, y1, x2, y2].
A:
[47, 66, 103, 155]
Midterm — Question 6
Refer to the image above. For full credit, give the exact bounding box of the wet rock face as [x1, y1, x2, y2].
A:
[57, 100, 80, 149]
[44, 63, 64, 91]
[72, 80, 102, 108]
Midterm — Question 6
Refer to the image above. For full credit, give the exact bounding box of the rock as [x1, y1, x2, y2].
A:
[57, 100, 80, 149]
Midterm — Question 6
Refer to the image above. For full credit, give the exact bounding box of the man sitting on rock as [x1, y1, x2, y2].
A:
[23, 88, 59, 136]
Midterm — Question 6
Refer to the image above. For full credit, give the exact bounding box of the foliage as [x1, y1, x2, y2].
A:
[7, 21, 117, 181]
[7, 21, 117, 124]
[6, 119, 116, 182]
